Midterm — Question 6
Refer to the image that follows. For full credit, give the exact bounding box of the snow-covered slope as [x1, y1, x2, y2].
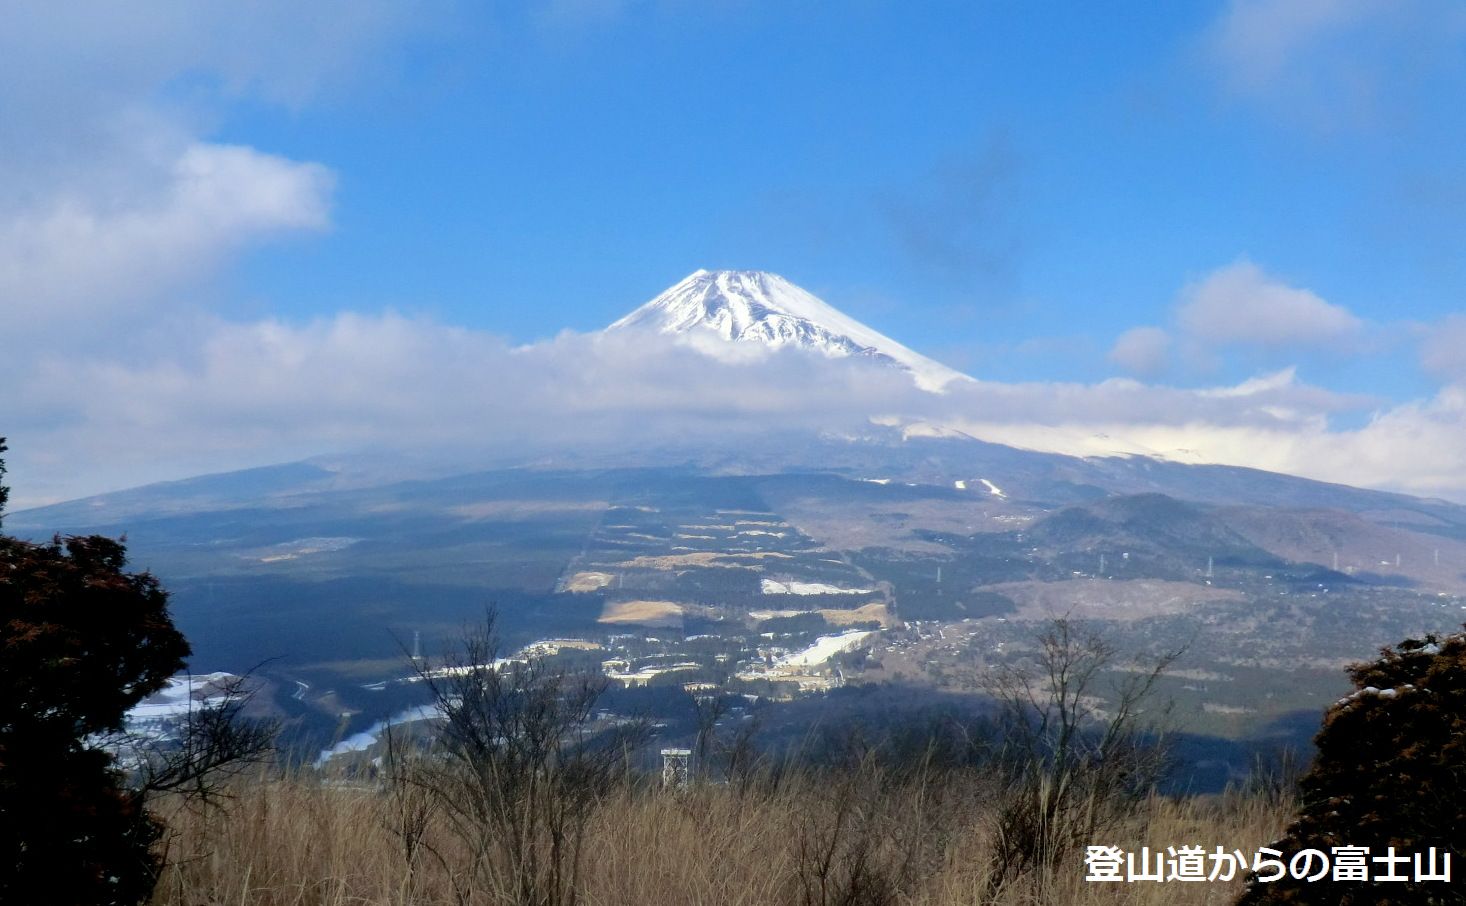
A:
[607, 269, 972, 392]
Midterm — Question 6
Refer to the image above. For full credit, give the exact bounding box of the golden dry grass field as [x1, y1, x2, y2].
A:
[150, 773, 1287, 906]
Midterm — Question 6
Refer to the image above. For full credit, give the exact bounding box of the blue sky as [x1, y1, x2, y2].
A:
[218, 2, 1461, 392]
[4, 1, 1466, 505]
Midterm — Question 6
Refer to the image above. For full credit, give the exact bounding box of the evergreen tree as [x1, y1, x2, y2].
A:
[0, 438, 193, 905]
[1238, 630, 1466, 905]
[0, 436, 9, 525]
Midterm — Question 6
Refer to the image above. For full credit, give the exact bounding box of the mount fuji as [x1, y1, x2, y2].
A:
[607, 269, 972, 393]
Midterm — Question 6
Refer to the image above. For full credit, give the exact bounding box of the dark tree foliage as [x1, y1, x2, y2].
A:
[1238, 630, 1466, 906]
[0, 436, 9, 523]
[0, 531, 191, 905]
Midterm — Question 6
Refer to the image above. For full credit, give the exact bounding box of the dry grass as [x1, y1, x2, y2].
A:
[150, 772, 1287, 906]
[614, 551, 793, 571]
[597, 599, 685, 626]
[821, 603, 897, 627]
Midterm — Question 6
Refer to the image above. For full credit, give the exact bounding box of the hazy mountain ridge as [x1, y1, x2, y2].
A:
[18, 433, 1466, 539]
[10, 270, 1466, 777]
[18, 267, 1465, 534]
[1027, 494, 1280, 564]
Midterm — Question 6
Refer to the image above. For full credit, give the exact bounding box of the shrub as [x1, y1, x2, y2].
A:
[984, 618, 1178, 891]
[0, 533, 191, 905]
[387, 615, 645, 906]
[0, 444, 273, 905]
[1237, 630, 1466, 905]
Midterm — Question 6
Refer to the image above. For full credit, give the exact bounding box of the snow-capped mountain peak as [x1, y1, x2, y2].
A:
[607, 269, 970, 392]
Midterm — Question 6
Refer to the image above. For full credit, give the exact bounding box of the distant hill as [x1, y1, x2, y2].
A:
[1027, 493, 1284, 571]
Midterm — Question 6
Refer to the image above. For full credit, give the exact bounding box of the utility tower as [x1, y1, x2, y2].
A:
[660, 748, 692, 790]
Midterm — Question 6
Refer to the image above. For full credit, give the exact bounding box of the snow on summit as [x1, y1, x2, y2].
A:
[608, 269, 971, 392]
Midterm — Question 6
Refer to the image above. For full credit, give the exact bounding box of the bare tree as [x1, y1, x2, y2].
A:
[689, 687, 730, 780]
[714, 706, 765, 794]
[792, 751, 948, 906]
[132, 674, 278, 807]
[399, 614, 644, 906]
[984, 617, 1180, 890]
[380, 723, 440, 900]
[795, 773, 899, 906]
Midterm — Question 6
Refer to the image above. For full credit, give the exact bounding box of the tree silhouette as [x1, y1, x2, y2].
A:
[0, 436, 9, 525]
[1238, 630, 1466, 905]
[984, 618, 1179, 890]
[1, 438, 193, 904]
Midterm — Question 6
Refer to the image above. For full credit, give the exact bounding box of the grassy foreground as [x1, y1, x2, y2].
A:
[149, 771, 1288, 906]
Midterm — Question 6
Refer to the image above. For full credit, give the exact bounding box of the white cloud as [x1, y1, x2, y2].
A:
[1103, 260, 1365, 383]
[1197, 366, 1298, 398]
[0, 2, 429, 502]
[1176, 259, 1362, 348]
[0, 2, 430, 114]
[0, 144, 332, 335]
[1208, 0, 1381, 92]
[1420, 314, 1466, 381]
[0, 2, 445, 340]
[4, 3, 1466, 512]
[941, 376, 1466, 500]
[1108, 326, 1172, 376]
[1203, 0, 1466, 128]
[940, 367, 1365, 432]
[4, 314, 931, 506]
[8, 304, 1466, 507]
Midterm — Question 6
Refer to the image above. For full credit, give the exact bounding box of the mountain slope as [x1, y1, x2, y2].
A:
[608, 269, 971, 392]
[1027, 493, 1284, 567]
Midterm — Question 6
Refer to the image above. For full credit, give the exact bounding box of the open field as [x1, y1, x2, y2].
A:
[983, 578, 1245, 622]
[598, 598, 685, 626]
[821, 602, 897, 626]
[151, 773, 1288, 906]
[18, 465, 1466, 779]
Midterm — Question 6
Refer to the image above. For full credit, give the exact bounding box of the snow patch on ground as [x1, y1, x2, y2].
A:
[749, 609, 812, 621]
[314, 704, 442, 769]
[978, 479, 1007, 499]
[126, 673, 236, 722]
[603, 663, 701, 687]
[761, 579, 874, 596]
[255, 537, 360, 563]
[776, 630, 875, 668]
[1337, 684, 1425, 707]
